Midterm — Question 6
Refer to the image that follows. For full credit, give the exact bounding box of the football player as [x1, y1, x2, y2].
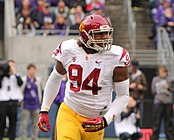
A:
[38, 14, 130, 140]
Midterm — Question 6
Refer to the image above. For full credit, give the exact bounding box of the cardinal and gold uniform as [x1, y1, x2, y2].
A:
[52, 39, 130, 140]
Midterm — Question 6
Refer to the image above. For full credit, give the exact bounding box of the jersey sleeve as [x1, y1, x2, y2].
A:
[52, 42, 63, 62]
[117, 48, 130, 67]
[52, 39, 75, 64]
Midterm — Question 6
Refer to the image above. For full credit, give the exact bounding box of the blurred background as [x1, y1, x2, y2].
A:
[0, 0, 174, 139]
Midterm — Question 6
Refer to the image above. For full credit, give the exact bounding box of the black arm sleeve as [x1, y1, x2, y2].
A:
[15, 75, 23, 87]
[121, 108, 134, 120]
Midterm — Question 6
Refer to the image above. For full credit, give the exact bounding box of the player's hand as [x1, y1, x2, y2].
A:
[37, 112, 50, 132]
[82, 117, 108, 132]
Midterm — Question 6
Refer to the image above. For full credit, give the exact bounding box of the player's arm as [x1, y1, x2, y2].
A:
[38, 60, 66, 132]
[82, 67, 129, 132]
[40, 61, 66, 111]
[104, 66, 129, 124]
[82, 48, 130, 132]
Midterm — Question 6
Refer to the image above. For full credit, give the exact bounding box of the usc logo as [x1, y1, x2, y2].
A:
[79, 22, 84, 32]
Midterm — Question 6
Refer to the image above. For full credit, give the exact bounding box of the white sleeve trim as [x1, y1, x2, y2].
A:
[104, 79, 129, 125]
[41, 67, 63, 112]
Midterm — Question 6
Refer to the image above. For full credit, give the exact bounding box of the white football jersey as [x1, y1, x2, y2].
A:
[52, 39, 130, 118]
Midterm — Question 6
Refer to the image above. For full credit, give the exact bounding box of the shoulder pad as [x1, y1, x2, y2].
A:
[52, 39, 77, 60]
[110, 45, 130, 67]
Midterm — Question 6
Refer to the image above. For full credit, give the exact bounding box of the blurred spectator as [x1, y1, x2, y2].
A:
[129, 59, 147, 128]
[22, 0, 32, 8]
[31, 0, 47, 29]
[46, 0, 69, 7]
[154, 0, 173, 28]
[54, 14, 68, 35]
[16, 6, 40, 32]
[14, 0, 108, 36]
[16, 7, 31, 25]
[48, 75, 66, 140]
[17, 16, 36, 36]
[158, 7, 174, 48]
[40, 1, 55, 33]
[42, 1, 55, 21]
[86, 0, 105, 13]
[69, 4, 85, 25]
[114, 96, 142, 140]
[19, 63, 42, 140]
[129, 59, 147, 100]
[0, 60, 23, 140]
[148, 0, 162, 40]
[67, 0, 86, 13]
[151, 0, 173, 48]
[165, 7, 174, 47]
[68, 4, 85, 35]
[41, 16, 55, 36]
[89, 3, 111, 23]
[92, 4, 104, 15]
[54, 0, 69, 19]
[15, 0, 36, 15]
[148, 0, 161, 15]
[150, 65, 174, 140]
[15, 0, 22, 11]
[33, 0, 45, 13]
